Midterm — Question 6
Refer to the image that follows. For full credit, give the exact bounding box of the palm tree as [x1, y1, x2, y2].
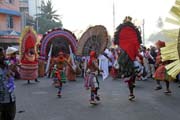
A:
[36, 0, 62, 34]
[39, 0, 61, 22]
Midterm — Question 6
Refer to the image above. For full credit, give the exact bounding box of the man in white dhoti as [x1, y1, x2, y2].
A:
[98, 49, 112, 80]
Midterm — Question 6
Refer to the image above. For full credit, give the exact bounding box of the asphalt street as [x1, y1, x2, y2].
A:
[15, 76, 180, 120]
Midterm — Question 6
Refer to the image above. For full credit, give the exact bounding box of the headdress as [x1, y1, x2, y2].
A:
[77, 25, 109, 56]
[155, 40, 165, 48]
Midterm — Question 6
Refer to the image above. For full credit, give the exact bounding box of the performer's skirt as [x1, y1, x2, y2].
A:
[110, 67, 118, 79]
[154, 65, 166, 81]
[60, 71, 66, 83]
[53, 70, 66, 87]
[20, 63, 38, 80]
[117, 51, 134, 77]
[84, 73, 99, 89]
[66, 66, 76, 81]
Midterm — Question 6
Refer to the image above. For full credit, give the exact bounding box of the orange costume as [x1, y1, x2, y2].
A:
[51, 52, 68, 97]
[66, 56, 76, 81]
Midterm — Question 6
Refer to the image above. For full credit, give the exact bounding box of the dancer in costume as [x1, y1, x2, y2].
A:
[153, 40, 172, 93]
[77, 25, 108, 104]
[85, 51, 103, 104]
[39, 28, 78, 77]
[19, 26, 39, 84]
[114, 16, 142, 100]
[51, 51, 71, 97]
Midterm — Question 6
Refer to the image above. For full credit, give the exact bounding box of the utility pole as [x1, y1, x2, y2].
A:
[142, 19, 145, 45]
[35, 0, 39, 33]
[113, 0, 115, 32]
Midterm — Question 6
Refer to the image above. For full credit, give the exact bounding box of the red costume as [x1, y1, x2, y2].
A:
[154, 40, 166, 80]
[153, 40, 172, 93]
[114, 16, 142, 100]
[19, 27, 38, 81]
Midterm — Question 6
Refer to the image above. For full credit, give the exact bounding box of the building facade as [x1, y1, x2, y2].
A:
[28, 0, 42, 17]
[19, 0, 35, 30]
[0, 0, 21, 48]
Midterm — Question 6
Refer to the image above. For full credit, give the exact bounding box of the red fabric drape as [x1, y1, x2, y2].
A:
[88, 51, 96, 66]
[119, 26, 140, 61]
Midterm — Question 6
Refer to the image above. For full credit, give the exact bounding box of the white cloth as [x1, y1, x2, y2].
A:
[6, 47, 18, 55]
[98, 54, 109, 80]
[104, 49, 113, 66]
[134, 60, 143, 75]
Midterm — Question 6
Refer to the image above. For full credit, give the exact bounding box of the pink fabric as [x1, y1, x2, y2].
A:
[20, 64, 38, 80]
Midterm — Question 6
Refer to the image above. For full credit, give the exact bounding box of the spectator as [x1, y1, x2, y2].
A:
[0, 47, 16, 120]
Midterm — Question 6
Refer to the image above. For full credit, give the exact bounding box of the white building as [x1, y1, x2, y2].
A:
[28, 0, 42, 17]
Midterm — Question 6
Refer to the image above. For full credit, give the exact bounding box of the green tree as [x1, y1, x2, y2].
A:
[36, 0, 63, 34]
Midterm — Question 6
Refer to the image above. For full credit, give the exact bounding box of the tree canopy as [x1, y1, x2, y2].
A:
[36, 0, 63, 34]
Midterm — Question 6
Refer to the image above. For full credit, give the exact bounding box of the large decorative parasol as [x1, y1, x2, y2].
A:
[113, 20, 142, 77]
[163, 0, 180, 39]
[161, 29, 180, 78]
[160, 0, 180, 78]
[39, 28, 77, 60]
[114, 21, 142, 61]
[38, 28, 78, 77]
[77, 25, 109, 56]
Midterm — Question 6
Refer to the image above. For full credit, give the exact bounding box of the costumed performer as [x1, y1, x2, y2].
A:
[51, 51, 71, 97]
[19, 27, 39, 84]
[114, 16, 142, 100]
[85, 51, 103, 105]
[153, 40, 172, 93]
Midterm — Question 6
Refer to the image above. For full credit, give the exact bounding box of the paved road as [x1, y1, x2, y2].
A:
[15, 76, 180, 120]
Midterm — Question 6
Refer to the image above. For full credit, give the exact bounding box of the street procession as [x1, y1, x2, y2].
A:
[1, 0, 180, 120]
